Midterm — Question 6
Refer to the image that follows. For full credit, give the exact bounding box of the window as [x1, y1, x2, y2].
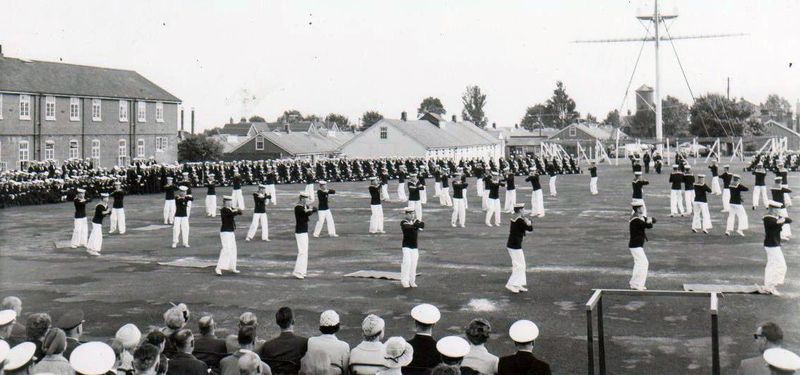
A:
[137, 139, 145, 158]
[19, 95, 31, 120]
[156, 102, 164, 122]
[45, 96, 56, 120]
[70, 98, 80, 121]
[118, 139, 128, 166]
[45, 141, 55, 161]
[380, 127, 388, 139]
[119, 100, 128, 122]
[137, 101, 146, 122]
[92, 99, 102, 121]
[69, 140, 79, 159]
[0, 94, 3, 120]
[91, 140, 100, 163]
[156, 137, 167, 152]
[255, 135, 264, 150]
[569, 126, 577, 137]
[18, 141, 29, 169]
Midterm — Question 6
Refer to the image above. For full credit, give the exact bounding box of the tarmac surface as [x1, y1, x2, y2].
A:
[0, 161, 797, 374]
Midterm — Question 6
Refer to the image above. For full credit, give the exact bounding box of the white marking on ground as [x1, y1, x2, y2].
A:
[463, 298, 498, 312]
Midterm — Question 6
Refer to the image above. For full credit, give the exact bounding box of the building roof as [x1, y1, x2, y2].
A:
[368, 118, 500, 149]
[763, 120, 800, 138]
[219, 123, 252, 136]
[636, 84, 653, 92]
[228, 130, 354, 156]
[549, 123, 628, 141]
[0, 56, 180, 102]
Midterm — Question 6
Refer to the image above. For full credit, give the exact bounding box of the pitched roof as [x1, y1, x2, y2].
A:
[636, 84, 653, 92]
[374, 119, 500, 149]
[0, 56, 180, 102]
[219, 123, 252, 136]
[763, 120, 800, 138]
[229, 130, 354, 156]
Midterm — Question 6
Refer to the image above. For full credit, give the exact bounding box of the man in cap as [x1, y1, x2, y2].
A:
[293, 193, 318, 279]
[167, 328, 209, 374]
[462, 319, 498, 375]
[380, 167, 391, 201]
[220, 326, 272, 375]
[547, 161, 558, 197]
[753, 163, 769, 210]
[231, 170, 246, 210]
[692, 175, 713, 234]
[133, 343, 162, 375]
[418, 167, 429, 205]
[526, 169, 545, 217]
[397, 165, 408, 202]
[349, 314, 390, 375]
[109, 180, 127, 234]
[216, 195, 242, 276]
[762, 201, 792, 295]
[737, 322, 783, 375]
[436, 336, 470, 372]
[400, 207, 425, 288]
[683, 165, 695, 215]
[720, 165, 733, 212]
[172, 186, 193, 248]
[777, 165, 792, 207]
[115, 323, 142, 372]
[770, 177, 793, 240]
[726, 175, 750, 236]
[66, 342, 115, 375]
[484, 172, 505, 227]
[265, 166, 278, 205]
[450, 172, 468, 227]
[502, 168, 517, 213]
[506, 203, 533, 294]
[306, 310, 350, 373]
[669, 165, 686, 217]
[224, 313, 265, 353]
[70, 188, 90, 249]
[588, 161, 599, 195]
[4, 342, 37, 374]
[259, 307, 308, 375]
[368, 177, 386, 234]
[407, 174, 424, 219]
[86, 193, 111, 256]
[193, 315, 228, 370]
[498, 320, 550, 375]
[163, 176, 177, 224]
[403, 304, 441, 374]
[205, 174, 218, 217]
[56, 309, 84, 360]
[178, 172, 194, 218]
[382, 337, 414, 375]
[304, 171, 316, 203]
[246, 185, 272, 242]
[708, 159, 722, 195]
[312, 180, 338, 238]
[631, 171, 649, 216]
[629, 201, 656, 291]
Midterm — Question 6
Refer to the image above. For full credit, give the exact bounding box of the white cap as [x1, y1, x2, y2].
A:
[513, 203, 525, 209]
[634, 171, 642, 176]
[115, 323, 142, 347]
[697, 174, 706, 178]
[0, 340, 10, 364]
[491, 171, 499, 175]
[369, 176, 377, 181]
[410, 304, 440, 325]
[182, 172, 189, 176]
[100, 193, 109, 197]
[76, 188, 86, 193]
[509, 320, 540, 343]
[672, 164, 679, 168]
[318, 180, 327, 184]
[764, 348, 800, 371]
[223, 195, 233, 201]
[70, 342, 116, 375]
[404, 207, 415, 213]
[684, 165, 691, 169]
[178, 186, 189, 191]
[299, 192, 309, 198]
[768, 200, 783, 208]
[436, 336, 470, 358]
[631, 200, 643, 208]
[258, 184, 267, 189]
[723, 164, 730, 168]
[775, 177, 783, 181]
[320, 310, 340, 327]
[4, 342, 36, 371]
[361, 314, 385, 336]
[0, 309, 17, 325]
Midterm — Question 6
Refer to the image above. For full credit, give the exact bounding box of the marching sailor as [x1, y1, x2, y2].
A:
[451, 172, 468, 227]
[628, 201, 656, 291]
[631, 171, 649, 216]
[433, 166, 442, 198]
[232, 170, 246, 210]
[503, 168, 517, 213]
[70, 188, 90, 249]
[762, 200, 792, 295]
[691, 175, 713, 234]
[669, 165, 686, 217]
[397, 166, 408, 202]
[400, 207, 425, 288]
[171, 186, 193, 248]
[547, 162, 558, 197]
[304, 171, 316, 203]
[526, 169, 545, 217]
[770, 177, 792, 240]
[505, 203, 533, 294]
[418, 167, 428, 205]
[245, 185, 271, 242]
[725, 175, 749, 236]
[439, 168, 453, 207]
[215, 195, 242, 276]
[407, 174, 424, 219]
[720, 165, 733, 212]
[313, 180, 338, 238]
[484, 172, 505, 227]
[753, 163, 769, 209]
[588, 161, 598, 195]
[778, 165, 792, 207]
[368, 177, 385, 234]
[380, 168, 391, 201]
[86, 193, 111, 256]
[205, 174, 217, 217]
[475, 162, 487, 210]
[682, 165, 694, 215]
[109, 181, 126, 234]
[293, 193, 318, 279]
[709, 159, 722, 195]
[265, 166, 278, 205]
[163, 176, 177, 224]
[178, 172, 193, 217]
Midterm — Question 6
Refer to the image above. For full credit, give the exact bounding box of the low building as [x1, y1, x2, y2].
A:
[548, 123, 627, 143]
[488, 126, 558, 157]
[223, 123, 354, 160]
[762, 120, 800, 150]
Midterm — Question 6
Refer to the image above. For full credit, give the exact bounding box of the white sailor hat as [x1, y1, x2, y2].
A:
[410, 303, 440, 325]
[76, 188, 86, 193]
[436, 336, 470, 359]
[182, 172, 189, 176]
[0, 340, 9, 364]
[634, 171, 642, 176]
[320, 310, 340, 327]
[0, 309, 17, 325]
[178, 186, 189, 191]
[684, 165, 691, 169]
[513, 203, 525, 209]
[491, 171, 499, 176]
[403, 207, 415, 213]
[723, 164, 730, 168]
[775, 177, 783, 181]
[732, 174, 741, 179]
[672, 164, 679, 168]
[166, 176, 174, 179]
[631, 200, 644, 208]
[258, 184, 267, 189]
[100, 193, 109, 197]
[409, 173, 418, 177]
[768, 200, 783, 208]
[113, 180, 121, 184]
[70, 342, 116, 375]
[208, 173, 215, 177]
[369, 176, 377, 181]
[509, 320, 540, 343]
[696, 174, 706, 179]
[223, 195, 234, 201]
[318, 180, 327, 184]
[763, 348, 800, 372]
[4, 342, 36, 371]
[299, 192, 309, 198]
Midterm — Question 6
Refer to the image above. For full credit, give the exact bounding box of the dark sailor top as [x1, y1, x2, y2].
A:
[175, 196, 193, 217]
[206, 182, 216, 196]
[709, 164, 718, 177]
[506, 217, 533, 249]
[486, 179, 505, 199]
[771, 187, 791, 207]
[232, 176, 242, 190]
[754, 171, 767, 186]
[111, 190, 126, 209]
[408, 182, 423, 201]
[294, 205, 317, 234]
[682, 174, 695, 190]
[721, 172, 733, 188]
[693, 183, 712, 203]
[74, 198, 90, 219]
[401, 219, 425, 249]
[505, 174, 515, 191]
[632, 180, 649, 199]
[398, 171, 406, 183]
[368, 186, 381, 205]
[452, 181, 468, 199]
[253, 193, 270, 213]
[525, 175, 541, 191]
[317, 189, 336, 210]
[763, 215, 792, 247]
[729, 184, 749, 205]
[589, 166, 597, 178]
[629, 216, 653, 248]
[91, 203, 109, 224]
[669, 172, 684, 190]
[163, 184, 176, 200]
[220, 207, 242, 232]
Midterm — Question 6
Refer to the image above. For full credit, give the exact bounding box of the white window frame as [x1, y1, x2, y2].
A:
[45, 96, 56, 121]
[0, 94, 4, 120]
[119, 100, 129, 122]
[69, 140, 80, 159]
[118, 139, 128, 166]
[19, 141, 30, 168]
[380, 126, 388, 139]
[44, 140, 55, 161]
[156, 137, 167, 152]
[91, 139, 101, 163]
[137, 138, 145, 158]
[19, 95, 31, 120]
[137, 101, 146, 122]
[156, 102, 164, 122]
[92, 99, 102, 121]
[569, 126, 577, 137]
[255, 135, 265, 150]
[69, 97, 80, 121]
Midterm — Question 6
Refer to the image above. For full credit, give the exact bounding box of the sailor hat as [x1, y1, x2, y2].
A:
[410, 304, 440, 325]
[182, 172, 189, 176]
[0, 309, 17, 325]
[768, 200, 783, 208]
[509, 320, 540, 343]
[258, 184, 267, 189]
[723, 164, 730, 168]
[115, 323, 141, 347]
[634, 171, 642, 176]
[672, 165, 679, 168]
[732, 174, 741, 179]
[223, 195, 234, 201]
[178, 186, 189, 191]
[0, 340, 9, 364]
[763, 348, 800, 372]
[696, 174, 705, 179]
[4, 342, 36, 371]
[513, 203, 525, 209]
[299, 192, 309, 198]
[775, 177, 783, 182]
[76, 188, 86, 193]
[208, 173, 215, 177]
[684, 165, 691, 169]
[100, 193, 109, 197]
[403, 207, 416, 213]
[70, 342, 116, 375]
[631, 200, 644, 208]
[56, 309, 85, 330]
[436, 336, 470, 359]
[318, 180, 327, 184]
[369, 176, 377, 181]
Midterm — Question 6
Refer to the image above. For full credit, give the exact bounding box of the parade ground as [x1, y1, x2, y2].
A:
[0, 162, 797, 374]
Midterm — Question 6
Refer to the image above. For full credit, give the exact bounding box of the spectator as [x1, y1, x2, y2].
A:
[162, 304, 190, 359]
[306, 310, 349, 374]
[55, 309, 85, 360]
[375, 337, 412, 375]
[134, 344, 162, 375]
[4, 342, 37, 375]
[738, 322, 784, 375]
[26, 312, 52, 363]
[32, 327, 74, 375]
[69, 341, 116, 375]
[430, 365, 461, 375]
[115, 323, 142, 374]
[461, 319, 498, 375]
[226, 312, 265, 353]
[192, 315, 227, 370]
[0, 309, 18, 345]
[239, 351, 265, 375]
[1, 297, 26, 342]
[260, 307, 307, 375]
[763, 348, 800, 375]
[220, 326, 271, 375]
[436, 336, 470, 371]
[144, 330, 170, 375]
[299, 349, 332, 375]
[349, 315, 387, 375]
[403, 304, 441, 375]
[166, 328, 208, 375]
[497, 320, 550, 375]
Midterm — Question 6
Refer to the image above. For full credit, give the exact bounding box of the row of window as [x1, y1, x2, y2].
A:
[0, 94, 165, 123]
[8, 137, 169, 167]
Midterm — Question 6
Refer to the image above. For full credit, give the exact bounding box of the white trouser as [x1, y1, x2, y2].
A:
[462, 186, 468, 209]
[503, 189, 517, 212]
[420, 188, 427, 204]
[400, 247, 419, 286]
[631, 198, 647, 216]
[764, 246, 786, 289]
[722, 188, 731, 211]
[753, 186, 769, 208]
[232, 189, 245, 210]
[692, 202, 712, 230]
[313, 209, 337, 236]
[408, 201, 423, 220]
[670, 190, 685, 215]
[506, 248, 527, 288]
[684, 190, 695, 214]
[726, 204, 749, 232]
[110, 208, 126, 234]
[530, 190, 545, 216]
[481, 189, 489, 210]
[187, 201, 192, 218]
[711, 177, 722, 195]
[451, 198, 466, 226]
[549, 176, 557, 196]
[397, 182, 407, 201]
[784, 186, 793, 207]
[163, 199, 176, 224]
[369, 205, 384, 233]
[434, 182, 442, 197]
[205, 195, 217, 217]
[294, 233, 309, 277]
[439, 187, 452, 206]
[478, 179, 487, 209]
[590, 177, 598, 195]
[172, 216, 190, 246]
[71, 218, 88, 247]
[87, 223, 103, 252]
[216, 232, 238, 272]
[381, 184, 390, 201]
[305, 184, 315, 202]
[485, 198, 501, 225]
[246, 213, 269, 240]
[779, 208, 792, 238]
[266, 184, 277, 205]
[629, 247, 648, 289]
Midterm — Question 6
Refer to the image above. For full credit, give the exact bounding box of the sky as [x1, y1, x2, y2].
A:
[2, 0, 799, 131]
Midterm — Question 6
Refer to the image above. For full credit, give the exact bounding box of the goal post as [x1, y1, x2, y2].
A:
[585, 289, 720, 375]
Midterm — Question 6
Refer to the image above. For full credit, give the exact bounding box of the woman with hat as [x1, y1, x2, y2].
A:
[86, 193, 111, 256]
[376, 337, 413, 375]
[462, 319, 498, 375]
[113, 324, 141, 373]
[32, 328, 73, 375]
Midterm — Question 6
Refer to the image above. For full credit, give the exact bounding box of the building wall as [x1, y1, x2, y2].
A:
[339, 121, 429, 158]
[763, 122, 800, 150]
[549, 125, 598, 142]
[223, 136, 290, 161]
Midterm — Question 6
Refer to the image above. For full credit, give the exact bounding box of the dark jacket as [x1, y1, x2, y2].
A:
[259, 332, 308, 375]
[166, 352, 209, 375]
[193, 334, 228, 370]
[403, 334, 440, 374]
[498, 351, 551, 375]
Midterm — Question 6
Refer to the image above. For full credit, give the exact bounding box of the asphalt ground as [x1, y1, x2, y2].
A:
[0, 161, 797, 374]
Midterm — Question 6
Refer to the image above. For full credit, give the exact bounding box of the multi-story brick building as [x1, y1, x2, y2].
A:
[0, 52, 181, 170]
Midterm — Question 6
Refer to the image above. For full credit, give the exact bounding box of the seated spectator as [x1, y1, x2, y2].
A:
[430, 365, 461, 375]
[162, 304, 190, 359]
[115, 324, 142, 374]
[375, 337, 412, 375]
[349, 315, 386, 375]
[144, 331, 170, 375]
[299, 349, 332, 375]
[260, 307, 307, 375]
[134, 343, 162, 375]
[166, 328, 208, 375]
[220, 326, 271, 375]
[0, 309, 18, 345]
[239, 351, 266, 375]
[69, 341, 116, 375]
[4, 342, 37, 375]
[192, 315, 227, 370]
[461, 319, 498, 375]
[306, 310, 349, 374]
[26, 312, 52, 363]
[403, 304, 441, 375]
[763, 348, 800, 375]
[32, 327, 74, 375]
[55, 309, 85, 360]
[436, 336, 470, 372]
[738, 322, 784, 375]
[497, 320, 550, 375]
[1, 297, 26, 342]
[226, 312, 264, 353]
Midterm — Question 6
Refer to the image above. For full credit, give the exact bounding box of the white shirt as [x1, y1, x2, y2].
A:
[350, 340, 386, 374]
[307, 334, 351, 373]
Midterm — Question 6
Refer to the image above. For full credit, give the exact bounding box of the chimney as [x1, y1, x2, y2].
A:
[401, 111, 407, 121]
[451, 115, 457, 122]
[492, 122, 497, 129]
[190, 108, 195, 135]
[180, 108, 185, 132]
[284, 124, 290, 133]
[0, 45, 3, 57]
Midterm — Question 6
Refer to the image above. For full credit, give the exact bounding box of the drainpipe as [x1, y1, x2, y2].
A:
[35, 94, 41, 162]
[81, 97, 86, 159]
[130, 100, 135, 164]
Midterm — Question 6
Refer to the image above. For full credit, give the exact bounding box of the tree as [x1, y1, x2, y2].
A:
[628, 96, 690, 138]
[417, 97, 446, 117]
[461, 85, 488, 128]
[545, 81, 580, 129]
[248, 115, 266, 122]
[603, 110, 621, 127]
[178, 134, 223, 162]
[305, 114, 321, 122]
[278, 110, 303, 123]
[325, 113, 350, 128]
[689, 94, 753, 137]
[360, 111, 384, 129]
[585, 113, 597, 124]
[520, 104, 548, 131]
[761, 94, 793, 123]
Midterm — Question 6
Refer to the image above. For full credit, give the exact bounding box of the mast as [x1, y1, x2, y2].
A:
[654, 0, 663, 153]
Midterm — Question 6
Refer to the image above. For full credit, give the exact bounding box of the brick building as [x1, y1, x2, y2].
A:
[0, 53, 180, 170]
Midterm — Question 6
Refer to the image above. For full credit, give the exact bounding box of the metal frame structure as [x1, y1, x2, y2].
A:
[585, 289, 720, 375]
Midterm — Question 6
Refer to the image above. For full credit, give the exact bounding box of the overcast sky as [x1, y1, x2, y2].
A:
[2, 0, 798, 130]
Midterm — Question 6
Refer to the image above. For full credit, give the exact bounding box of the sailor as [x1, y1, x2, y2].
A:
[407, 174, 424, 219]
[629, 201, 655, 291]
[265, 166, 278, 205]
[418, 167, 428, 205]
[691, 175, 713, 234]
[669, 165, 686, 217]
[484, 172, 505, 227]
[506, 203, 533, 294]
[404, 304, 440, 374]
[380, 168, 391, 201]
[725, 175, 749, 237]
[683, 165, 695, 215]
[526, 169, 545, 217]
[69, 341, 117, 375]
[163, 176, 177, 224]
[216, 195, 242, 276]
[720, 165, 733, 212]
[172, 186, 193, 248]
[436, 336, 470, 369]
[439, 168, 453, 207]
[778, 165, 792, 208]
[771, 177, 792, 240]
[502, 168, 517, 213]
[109, 181, 126, 234]
[400, 207, 425, 288]
[86, 193, 111, 256]
[450, 173, 468, 227]
[709, 159, 722, 195]
[547, 162, 558, 197]
[397, 166, 408, 202]
[653, 152, 663, 174]
[368, 177, 385, 234]
[631, 172, 649, 216]
[293, 193, 318, 279]
[498, 320, 550, 375]
[762, 348, 800, 374]
[205, 174, 218, 217]
[304, 171, 316, 203]
[433, 166, 442, 198]
[762, 200, 792, 295]
[753, 163, 769, 209]
[246, 185, 271, 242]
[588, 161, 599, 195]
[178, 172, 194, 218]
[70, 188, 90, 249]
[232, 170, 246, 210]
[313, 180, 338, 238]
[475, 162, 487, 210]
